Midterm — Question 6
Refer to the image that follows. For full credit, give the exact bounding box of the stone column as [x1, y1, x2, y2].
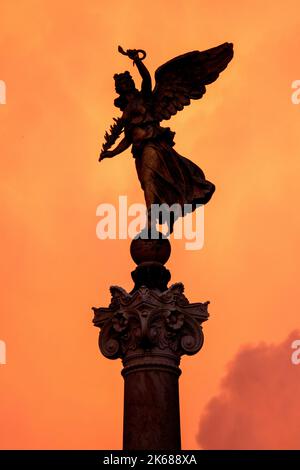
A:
[93, 237, 209, 450]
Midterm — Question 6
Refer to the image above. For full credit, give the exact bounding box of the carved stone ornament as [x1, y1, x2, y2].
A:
[93, 283, 209, 371]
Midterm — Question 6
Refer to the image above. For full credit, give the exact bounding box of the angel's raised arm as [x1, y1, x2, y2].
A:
[134, 57, 152, 97]
[118, 47, 152, 96]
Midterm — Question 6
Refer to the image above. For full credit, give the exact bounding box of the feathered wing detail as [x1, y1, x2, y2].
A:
[152, 42, 234, 121]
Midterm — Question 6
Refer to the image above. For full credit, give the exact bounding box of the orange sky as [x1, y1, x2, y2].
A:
[0, 0, 300, 449]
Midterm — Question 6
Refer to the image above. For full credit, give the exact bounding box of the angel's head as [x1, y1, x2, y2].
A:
[114, 71, 136, 95]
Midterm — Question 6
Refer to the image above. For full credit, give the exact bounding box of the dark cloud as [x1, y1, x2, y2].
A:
[197, 331, 300, 449]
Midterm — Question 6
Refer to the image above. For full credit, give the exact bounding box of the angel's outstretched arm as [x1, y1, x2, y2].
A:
[134, 57, 152, 96]
[99, 136, 130, 161]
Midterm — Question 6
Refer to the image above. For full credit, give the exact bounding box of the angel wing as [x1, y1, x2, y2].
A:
[152, 42, 233, 121]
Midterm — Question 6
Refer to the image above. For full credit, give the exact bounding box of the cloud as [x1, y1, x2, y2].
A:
[197, 331, 300, 449]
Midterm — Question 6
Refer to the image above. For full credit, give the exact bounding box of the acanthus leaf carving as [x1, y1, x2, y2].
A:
[93, 283, 209, 360]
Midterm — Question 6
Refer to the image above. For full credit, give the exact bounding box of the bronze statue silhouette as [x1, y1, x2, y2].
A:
[99, 44, 233, 233]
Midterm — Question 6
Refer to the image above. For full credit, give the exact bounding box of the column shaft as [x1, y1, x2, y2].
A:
[122, 365, 181, 450]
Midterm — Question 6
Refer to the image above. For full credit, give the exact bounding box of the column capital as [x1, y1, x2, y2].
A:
[93, 283, 209, 369]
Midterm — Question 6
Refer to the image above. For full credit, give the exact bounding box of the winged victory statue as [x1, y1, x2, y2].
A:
[99, 43, 234, 234]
